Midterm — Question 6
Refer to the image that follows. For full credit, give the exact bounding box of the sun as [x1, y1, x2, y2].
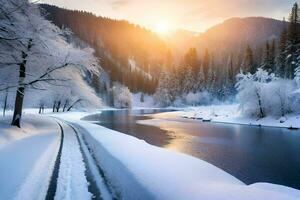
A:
[154, 21, 171, 35]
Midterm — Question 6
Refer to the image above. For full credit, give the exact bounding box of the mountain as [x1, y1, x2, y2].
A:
[40, 4, 169, 94]
[156, 17, 289, 67]
[196, 17, 287, 52]
[40, 4, 290, 93]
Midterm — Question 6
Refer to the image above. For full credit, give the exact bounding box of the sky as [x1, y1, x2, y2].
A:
[40, 0, 297, 33]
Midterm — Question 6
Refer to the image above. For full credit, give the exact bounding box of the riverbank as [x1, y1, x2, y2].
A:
[54, 111, 300, 199]
[179, 104, 300, 129]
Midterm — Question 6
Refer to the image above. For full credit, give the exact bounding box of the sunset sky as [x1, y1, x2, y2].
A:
[40, 0, 296, 33]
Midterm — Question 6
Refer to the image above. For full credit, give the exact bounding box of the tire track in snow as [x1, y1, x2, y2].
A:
[45, 117, 115, 200]
[45, 122, 64, 200]
[67, 122, 113, 200]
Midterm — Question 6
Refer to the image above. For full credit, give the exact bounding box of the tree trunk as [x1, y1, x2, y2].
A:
[11, 86, 25, 127]
[11, 64, 26, 127]
[62, 99, 69, 112]
[3, 88, 8, 117]
[39, 103, 44, 114]
[67, 99, 82, 111]
[52, 101, 56, 112]
[256, 89, 265, 118]
[11, 39, 32, 127]
[56, 100, 61, 112]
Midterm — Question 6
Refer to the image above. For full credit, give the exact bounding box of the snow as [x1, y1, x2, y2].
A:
[1, 108, 299, 199]
[55, 111, 300, 200]
[132, 92, 155, 108]
[54, 122, 91, 200]
[0, 115, 60, 200]
[179, 104, 300, 129]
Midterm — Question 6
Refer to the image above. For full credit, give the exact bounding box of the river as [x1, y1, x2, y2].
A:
[82, 109, 300, 189]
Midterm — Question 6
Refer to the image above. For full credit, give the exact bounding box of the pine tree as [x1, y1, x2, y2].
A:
[169, 72, 180, 101]
[286, 2, 300, 79]
[194, 66, 205, 92]
[184, 48, 199, 77]
[176, 65, 187, 95]
[182, 67, 194, 94]
[261, 41, 273, 72]
[154, 71, 173, 106]
[270, 39, 276, 72]
[243, 45, 254, 73]
[227, 53, 235, 93]
[140, 93, 144, 102]
[202, 49, 210, 81]
[277, 29, 288, 78]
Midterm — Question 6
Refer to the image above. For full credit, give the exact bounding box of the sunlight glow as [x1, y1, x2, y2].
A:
[154, 21, 172, 35]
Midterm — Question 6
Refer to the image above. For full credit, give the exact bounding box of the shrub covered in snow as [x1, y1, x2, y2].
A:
[111, 83, 132, 108]
[236, 68, 296, 118]
[184, 91, 212, 106]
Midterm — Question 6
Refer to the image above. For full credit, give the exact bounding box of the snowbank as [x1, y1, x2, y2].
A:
[0, 115, 60, 200]
[56, 112, 300, 200]
[180, 104, 300, 129]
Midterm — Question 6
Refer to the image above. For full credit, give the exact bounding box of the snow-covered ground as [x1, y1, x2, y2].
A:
[180, 104, 300, 129]
[0, 115, 60, 200]
[1, 109, 300, 199]
[57, 111, 300, 200]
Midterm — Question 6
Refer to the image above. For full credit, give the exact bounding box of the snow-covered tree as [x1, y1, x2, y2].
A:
[261, 41, 273, 72]
[202, 49, 210, 81]
[236, 68, 276, 118]
[154, 71, 173, 106]
[0, 0, 101, 127]
[111, 83, 132, 108]
[286, 2, 300, 79]
[182, 67, 194, 94]
[194, 66, 205, 92]
[184, 47, 199, 77]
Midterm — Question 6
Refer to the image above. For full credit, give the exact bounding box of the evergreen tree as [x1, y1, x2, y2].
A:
[277, 29, 288, 77]
[154, 71, 173, 106]
[182, 67, 194, 94]
[169, 72, 181, 101]
[140, 93, 144, 102]
[202, 49, 210, 81]
[227, 53, 235, 93]
[261, 41, 272, 71]
[286, 2, 300, 79]
[176, 65, 187, 94]
[270, 39, 276, 72]
[243, 45, 254, 73]
[184, 47, 199, 77]
[194, 66, 205, 92]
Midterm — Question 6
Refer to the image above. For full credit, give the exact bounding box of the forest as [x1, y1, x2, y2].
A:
[1, 1, 300, 122]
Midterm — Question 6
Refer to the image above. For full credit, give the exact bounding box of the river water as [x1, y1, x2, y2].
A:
[82, 109, 300, 189]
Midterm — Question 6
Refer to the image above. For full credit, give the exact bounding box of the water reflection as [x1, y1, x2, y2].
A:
[83, 109, 300, 189]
